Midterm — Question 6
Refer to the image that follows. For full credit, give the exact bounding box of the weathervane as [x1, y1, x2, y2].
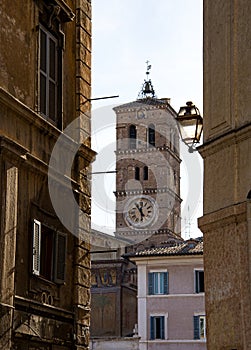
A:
[137, 60, 156, 99]
[146, 60, 151, 77]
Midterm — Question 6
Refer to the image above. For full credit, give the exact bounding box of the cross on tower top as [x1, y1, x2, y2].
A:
[146, 60, 152, 76]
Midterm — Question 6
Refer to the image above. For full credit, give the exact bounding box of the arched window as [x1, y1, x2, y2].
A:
[129, 125, 137, 149]
[148, 124, 155, 147]
[143, 166, 148, 180]
[135, 167, 140, 180]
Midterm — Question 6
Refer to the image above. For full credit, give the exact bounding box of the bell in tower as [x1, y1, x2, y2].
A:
[138, 61, 156, 99]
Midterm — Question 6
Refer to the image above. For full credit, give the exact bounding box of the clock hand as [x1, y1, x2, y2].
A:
[135, 203, 145, 220]
[139, 206, 145, 220]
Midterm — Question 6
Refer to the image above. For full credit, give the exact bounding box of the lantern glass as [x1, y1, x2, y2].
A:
[176, 101, 203, 149]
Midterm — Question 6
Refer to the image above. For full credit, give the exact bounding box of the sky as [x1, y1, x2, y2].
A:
[90, 0, 203, 239]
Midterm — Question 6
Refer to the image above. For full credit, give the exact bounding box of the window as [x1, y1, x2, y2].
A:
[143, 166, 148, 180]
[32, 219, 67, 283]
[150, 316, 165, 340]
[148, 272, 168, 295]
[195, 270, 204, 293]
[135, 166, 140, 180]
[194, 315, 206, 339]
[148, 124, 155, 147]
[129, 125, 137, 149]
[39, 26, 61, 124]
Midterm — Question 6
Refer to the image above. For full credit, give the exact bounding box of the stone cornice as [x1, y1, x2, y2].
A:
[113, 99, 177, 119]
[116, 145, 181, 163]
[0, 87, 61, 140]
[15, 295, 74, 322]
[198, 122, 251, 158]
[198, 201, 247, 232]
[115, 227, 176, 237]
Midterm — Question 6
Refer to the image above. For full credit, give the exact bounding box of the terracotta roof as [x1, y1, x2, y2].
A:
[126, 237, 203, 258]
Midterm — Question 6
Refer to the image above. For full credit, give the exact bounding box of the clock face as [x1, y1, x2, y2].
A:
[124, 196, 157, 228]
[137, 109, 147, 119]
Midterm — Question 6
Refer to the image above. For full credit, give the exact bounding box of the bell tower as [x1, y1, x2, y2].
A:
[113, 65, 182, 249]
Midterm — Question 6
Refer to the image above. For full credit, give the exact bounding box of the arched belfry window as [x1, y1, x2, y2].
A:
[129, 125, 137, 149]
[143, 166, 148, 180]
[148, 124, 155, 147]
[135, 167, 140, 180]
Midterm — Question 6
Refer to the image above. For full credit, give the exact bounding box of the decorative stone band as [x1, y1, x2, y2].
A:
[114, 186, 181, 201]
[116, 145, 180, 162]
[115, 228, 175, 237]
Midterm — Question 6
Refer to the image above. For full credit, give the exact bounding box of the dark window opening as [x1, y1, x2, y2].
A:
[129, 125, 137, 149]
[148, 124, 155, 147]
[40, 225, 54, 280]
[195, 270, 204, 293]
[150, 316, 165, 340]
[143, 166, 148, 180]
[135, 167, 140, 180]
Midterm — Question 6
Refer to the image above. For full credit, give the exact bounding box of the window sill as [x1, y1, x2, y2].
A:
[31, 273, 62, 286]
[148, 293, 205, 297]
[148, 339, 207, 343]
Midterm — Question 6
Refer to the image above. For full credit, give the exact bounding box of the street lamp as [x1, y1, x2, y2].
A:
[176, 101, 203, 153]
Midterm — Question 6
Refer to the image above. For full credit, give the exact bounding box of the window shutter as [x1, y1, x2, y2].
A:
[195, 271, 199, 293]
[194, 316, 200, 339]
[160, 316, 165, 339]
[163, 272, 169, 294]
[148, 273, 154, 295]
[54, 232, 67, 283]
[150, 316, 155, 340]
[32, 219, 41, 275]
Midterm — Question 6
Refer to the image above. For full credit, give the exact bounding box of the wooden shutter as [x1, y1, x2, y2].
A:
[150, 316, 155, 340]
[54, 232, 67, 283]
[194, 316, 200, 339]
[163, 272, 169, 294]
[160, 316, 165, 339]
[148, 272, 153, 295]
[32, 219, 41, 275]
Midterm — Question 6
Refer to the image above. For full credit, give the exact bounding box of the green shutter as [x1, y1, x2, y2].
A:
[54, 232, 67, 283]
[32, 219, 41, 275]
[194, 316, 200, 339]
[150, 316, 155, 340]
[163, 272, 169, 294]
[148, 273, 154, 295]
[160, 316, 165, 339]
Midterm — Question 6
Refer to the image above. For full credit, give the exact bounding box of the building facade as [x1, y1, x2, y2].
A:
[198, 1, 251, 349]
[90, 230, 137, 338]
[0, 1, 94, 349]
[129, 238, 206, 350]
